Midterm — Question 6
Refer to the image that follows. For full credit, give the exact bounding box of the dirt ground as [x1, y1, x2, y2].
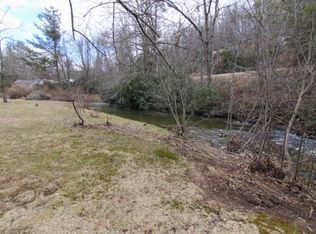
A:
[0, 100, 314, 233]
[166, 137, 316, 233]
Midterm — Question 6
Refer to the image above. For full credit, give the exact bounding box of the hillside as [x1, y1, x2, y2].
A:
[191, 71, 257, 88]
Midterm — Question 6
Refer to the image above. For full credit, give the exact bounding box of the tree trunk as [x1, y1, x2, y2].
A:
[205, 42, 212, 84]
[3, 92, 7, 103]
[293, 133, 305, 181]
[283, 90, 304, 167]
[0, 42, 7, 103]
[54, 42, 61, 82]
[55, 57, 60, 82]
[1, 68, 6, 103]
[1, 79, 7, 103]
[72, 99, 84, 126]
[203, 0, 212, 83]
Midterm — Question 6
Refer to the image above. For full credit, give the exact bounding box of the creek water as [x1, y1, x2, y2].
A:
[98, 105, 227, 129]
[91, 104, 316, 155]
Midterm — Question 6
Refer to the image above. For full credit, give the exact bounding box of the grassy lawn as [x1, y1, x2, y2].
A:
[0, 100, 178, 199]
[0, 100, 301, 233]
[0, 100, 212, 233]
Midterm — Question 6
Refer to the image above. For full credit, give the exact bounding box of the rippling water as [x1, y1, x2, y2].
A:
[270, 129, 316, 155]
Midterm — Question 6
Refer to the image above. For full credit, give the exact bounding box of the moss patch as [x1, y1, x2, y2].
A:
[154, 148, 179, 161]
[162, 198, 215, 214]
[250, 212, 302, 234]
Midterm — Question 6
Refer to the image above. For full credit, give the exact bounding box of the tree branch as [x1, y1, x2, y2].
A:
[163, 0, 204, 41]
[117, 0, 176, 75]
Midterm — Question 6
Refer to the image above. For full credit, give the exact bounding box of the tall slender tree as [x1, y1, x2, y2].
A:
[29, 7, 62, 81]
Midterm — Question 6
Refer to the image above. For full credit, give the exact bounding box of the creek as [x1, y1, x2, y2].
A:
[91, 104, 316, 155]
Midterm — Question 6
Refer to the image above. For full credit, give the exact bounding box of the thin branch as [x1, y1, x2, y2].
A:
[117, 0, 160, 38]
[117, 0, 176, 75]
[112, 3, 121, 65]
[155, 41, 191, 50]
[163, 0, 204, 41]
[83, 2, 115, 17]
[68, 0, 75, 39]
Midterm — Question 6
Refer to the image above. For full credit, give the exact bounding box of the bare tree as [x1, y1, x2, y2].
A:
[162, 0, 220, 83]
[283, 0, 316, 170]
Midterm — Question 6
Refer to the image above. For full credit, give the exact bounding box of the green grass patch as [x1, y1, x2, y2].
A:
[169, 199, 185, 212]
[50, 200, 64, 209]
[250, 212, 302, 234]
[162, 198, 216, 214]
[108, 142, 139, 154]
[154, 148, 179, 161]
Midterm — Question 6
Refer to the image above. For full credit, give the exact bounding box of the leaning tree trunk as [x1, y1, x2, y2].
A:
[72, 98, 84, 126]
[283, 90, 304, 168]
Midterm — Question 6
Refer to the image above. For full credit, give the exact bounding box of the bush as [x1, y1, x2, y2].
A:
[192, 84, 221, 114]
[43, 80, 59, 90]
[107, 72, 154, 110]
[214, 49, 257, 74]
[47, 87, 73, 101]
[6, 85, 31, 99]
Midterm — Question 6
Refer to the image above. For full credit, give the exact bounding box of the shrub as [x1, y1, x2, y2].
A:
[48, 87, 73, 101]
[192, 84, 221, 114]
[214, 49, 257, 74]
[6, 85, 31, 99]
[43, 81, 59, 90]
[107, 72, 154, 110]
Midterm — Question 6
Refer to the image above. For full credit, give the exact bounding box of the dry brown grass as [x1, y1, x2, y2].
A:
[212, 71, 258, 88]
[191, 71, 257, 85]
[82, 94, 102, 102]
[0, 100, 306, 233]
[6, 85, 31, 99]
[0, 100, 261, 233]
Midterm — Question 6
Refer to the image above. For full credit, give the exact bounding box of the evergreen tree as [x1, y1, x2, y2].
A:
[29, 7, 62, 81]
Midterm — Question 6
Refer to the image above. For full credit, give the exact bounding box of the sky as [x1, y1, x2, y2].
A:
[0, 0, 234, 43]
[0, 0, 100, 42]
